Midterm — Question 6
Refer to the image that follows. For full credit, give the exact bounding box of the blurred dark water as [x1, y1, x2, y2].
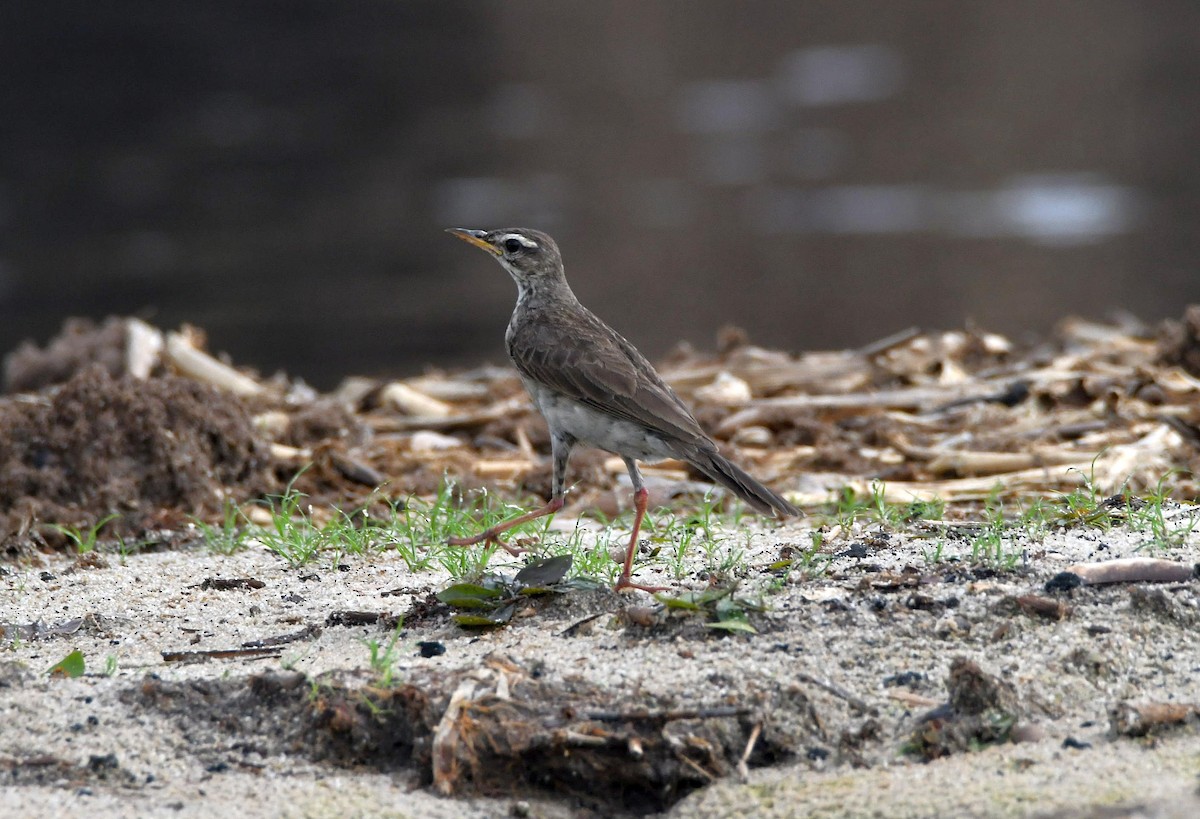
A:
[2, 1, 1197, 388]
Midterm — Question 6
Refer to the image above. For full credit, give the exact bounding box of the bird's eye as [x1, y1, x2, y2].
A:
[503, 238, 524, 254]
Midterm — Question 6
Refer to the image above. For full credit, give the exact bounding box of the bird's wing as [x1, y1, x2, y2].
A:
[508, 304, 710, 444]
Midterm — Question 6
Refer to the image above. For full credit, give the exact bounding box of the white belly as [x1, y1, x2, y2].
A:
[524, 379, 678, 462]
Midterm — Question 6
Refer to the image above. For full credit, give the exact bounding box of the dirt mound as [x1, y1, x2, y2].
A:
[0, 365, 275, 552]
[131, 662, 781, 814]
[3, 316, 130, 393]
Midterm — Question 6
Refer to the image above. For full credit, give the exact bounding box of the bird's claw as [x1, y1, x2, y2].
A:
[614, 575, 667, 594]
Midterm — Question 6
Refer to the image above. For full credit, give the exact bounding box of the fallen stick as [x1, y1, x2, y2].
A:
[369, 398, 529, 432]
[241, 624, 322, 648]
[584, 706, 750, 723]
[736, 722, 762, 782]
[893, 444, 1098, 477]
[381, 382, 453, 417]
[1055, 558, 1197, 587]
[161, 647, 281, 662]
[808, 462, 1096, 505]
[857, 326, 923, 358]
[474, 459, 537, 480]
[722, 382, 1029, 416]
[603, 457, 689, 481]
[795, 672, 870, 714]
[164, 330, 264, 396]
[191, 577, 266, 591]
[887, 690, 940, 708]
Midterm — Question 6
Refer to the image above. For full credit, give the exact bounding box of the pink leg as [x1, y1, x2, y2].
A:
[615, 486, 665, 593]
[447, 496, 564, 556]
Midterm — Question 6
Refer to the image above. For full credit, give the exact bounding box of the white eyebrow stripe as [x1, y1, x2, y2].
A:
[499, 233, 539, 249]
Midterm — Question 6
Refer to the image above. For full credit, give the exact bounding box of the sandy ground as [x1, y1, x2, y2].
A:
[2, 511, 1200, 818]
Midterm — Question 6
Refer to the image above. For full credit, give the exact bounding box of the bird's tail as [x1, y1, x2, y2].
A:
[687, 447, 800, 518]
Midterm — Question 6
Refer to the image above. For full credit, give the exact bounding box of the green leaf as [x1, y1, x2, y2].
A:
[560, 577, 605, 591]
[47, 650, 85, 678]
[658, 594, 702, 611]
[437, 583, 505, 609]
[706, 619, 757, 634]
[714, 598, 744, 620]
[452, 604, 516, 627]
[697, 586, 735, 605]
[514, 555, 572, 588]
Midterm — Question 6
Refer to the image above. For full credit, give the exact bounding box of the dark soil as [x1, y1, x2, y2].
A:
[0, 365, 275, 552]
[2, 316, 130, 394]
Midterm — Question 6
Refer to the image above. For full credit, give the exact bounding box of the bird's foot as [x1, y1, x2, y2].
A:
[447, 531, 528, 556]
[446, 498, 563, 556]
[614, 575, 667, 594]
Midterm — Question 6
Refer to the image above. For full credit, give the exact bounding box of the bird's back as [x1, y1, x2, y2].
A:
[506, 295, 712, 449]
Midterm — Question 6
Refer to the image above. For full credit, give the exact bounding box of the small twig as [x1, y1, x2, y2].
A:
[857, 326, 921, 358]
[892, 443, 1097, 477]
[1058, 558, 1196, 587]
[514, 424, 537, 462]
[557, 730, 610, 748]
[161, 647, 281, 663]
[736, 722, 761, 782]
[585, 706, 750, 723]
[370, 398, 529, 432]
[887, 690, 940, 708]
[473, 459, 537, 480]
[191, 577, 265, 591]
[678, 754, 717, 782]
[559, 612, 605, 637]
[381, 382, 453, 417]
[164, 330, 264, 396]
[326, 610, 394, 627]
[241, 623, 321, 648]
[796, 672, 870, 714]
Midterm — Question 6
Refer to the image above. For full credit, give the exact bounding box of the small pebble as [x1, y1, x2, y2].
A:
[1010, 723, 1045, 744]
[417, 641, 446, 658]
[624, 606, 657, 627]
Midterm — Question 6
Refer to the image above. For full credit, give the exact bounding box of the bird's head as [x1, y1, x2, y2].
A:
[447, 227, 565, 296]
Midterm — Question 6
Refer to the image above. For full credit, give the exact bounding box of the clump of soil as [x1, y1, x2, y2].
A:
[3, 316, 130, 393]
[133, 662, 776, 814]
[906, 657, 1023, 760]
[1157, 303, 1200, 377]
[0, 365, 275, 551]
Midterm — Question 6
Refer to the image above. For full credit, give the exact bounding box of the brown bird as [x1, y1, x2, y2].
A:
[446, 227, 799, 591]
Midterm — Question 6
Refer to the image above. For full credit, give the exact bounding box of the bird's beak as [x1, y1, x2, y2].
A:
[446, 228, 502, 256]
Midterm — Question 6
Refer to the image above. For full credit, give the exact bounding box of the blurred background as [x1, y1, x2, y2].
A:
[1, 1, 1197, 389]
